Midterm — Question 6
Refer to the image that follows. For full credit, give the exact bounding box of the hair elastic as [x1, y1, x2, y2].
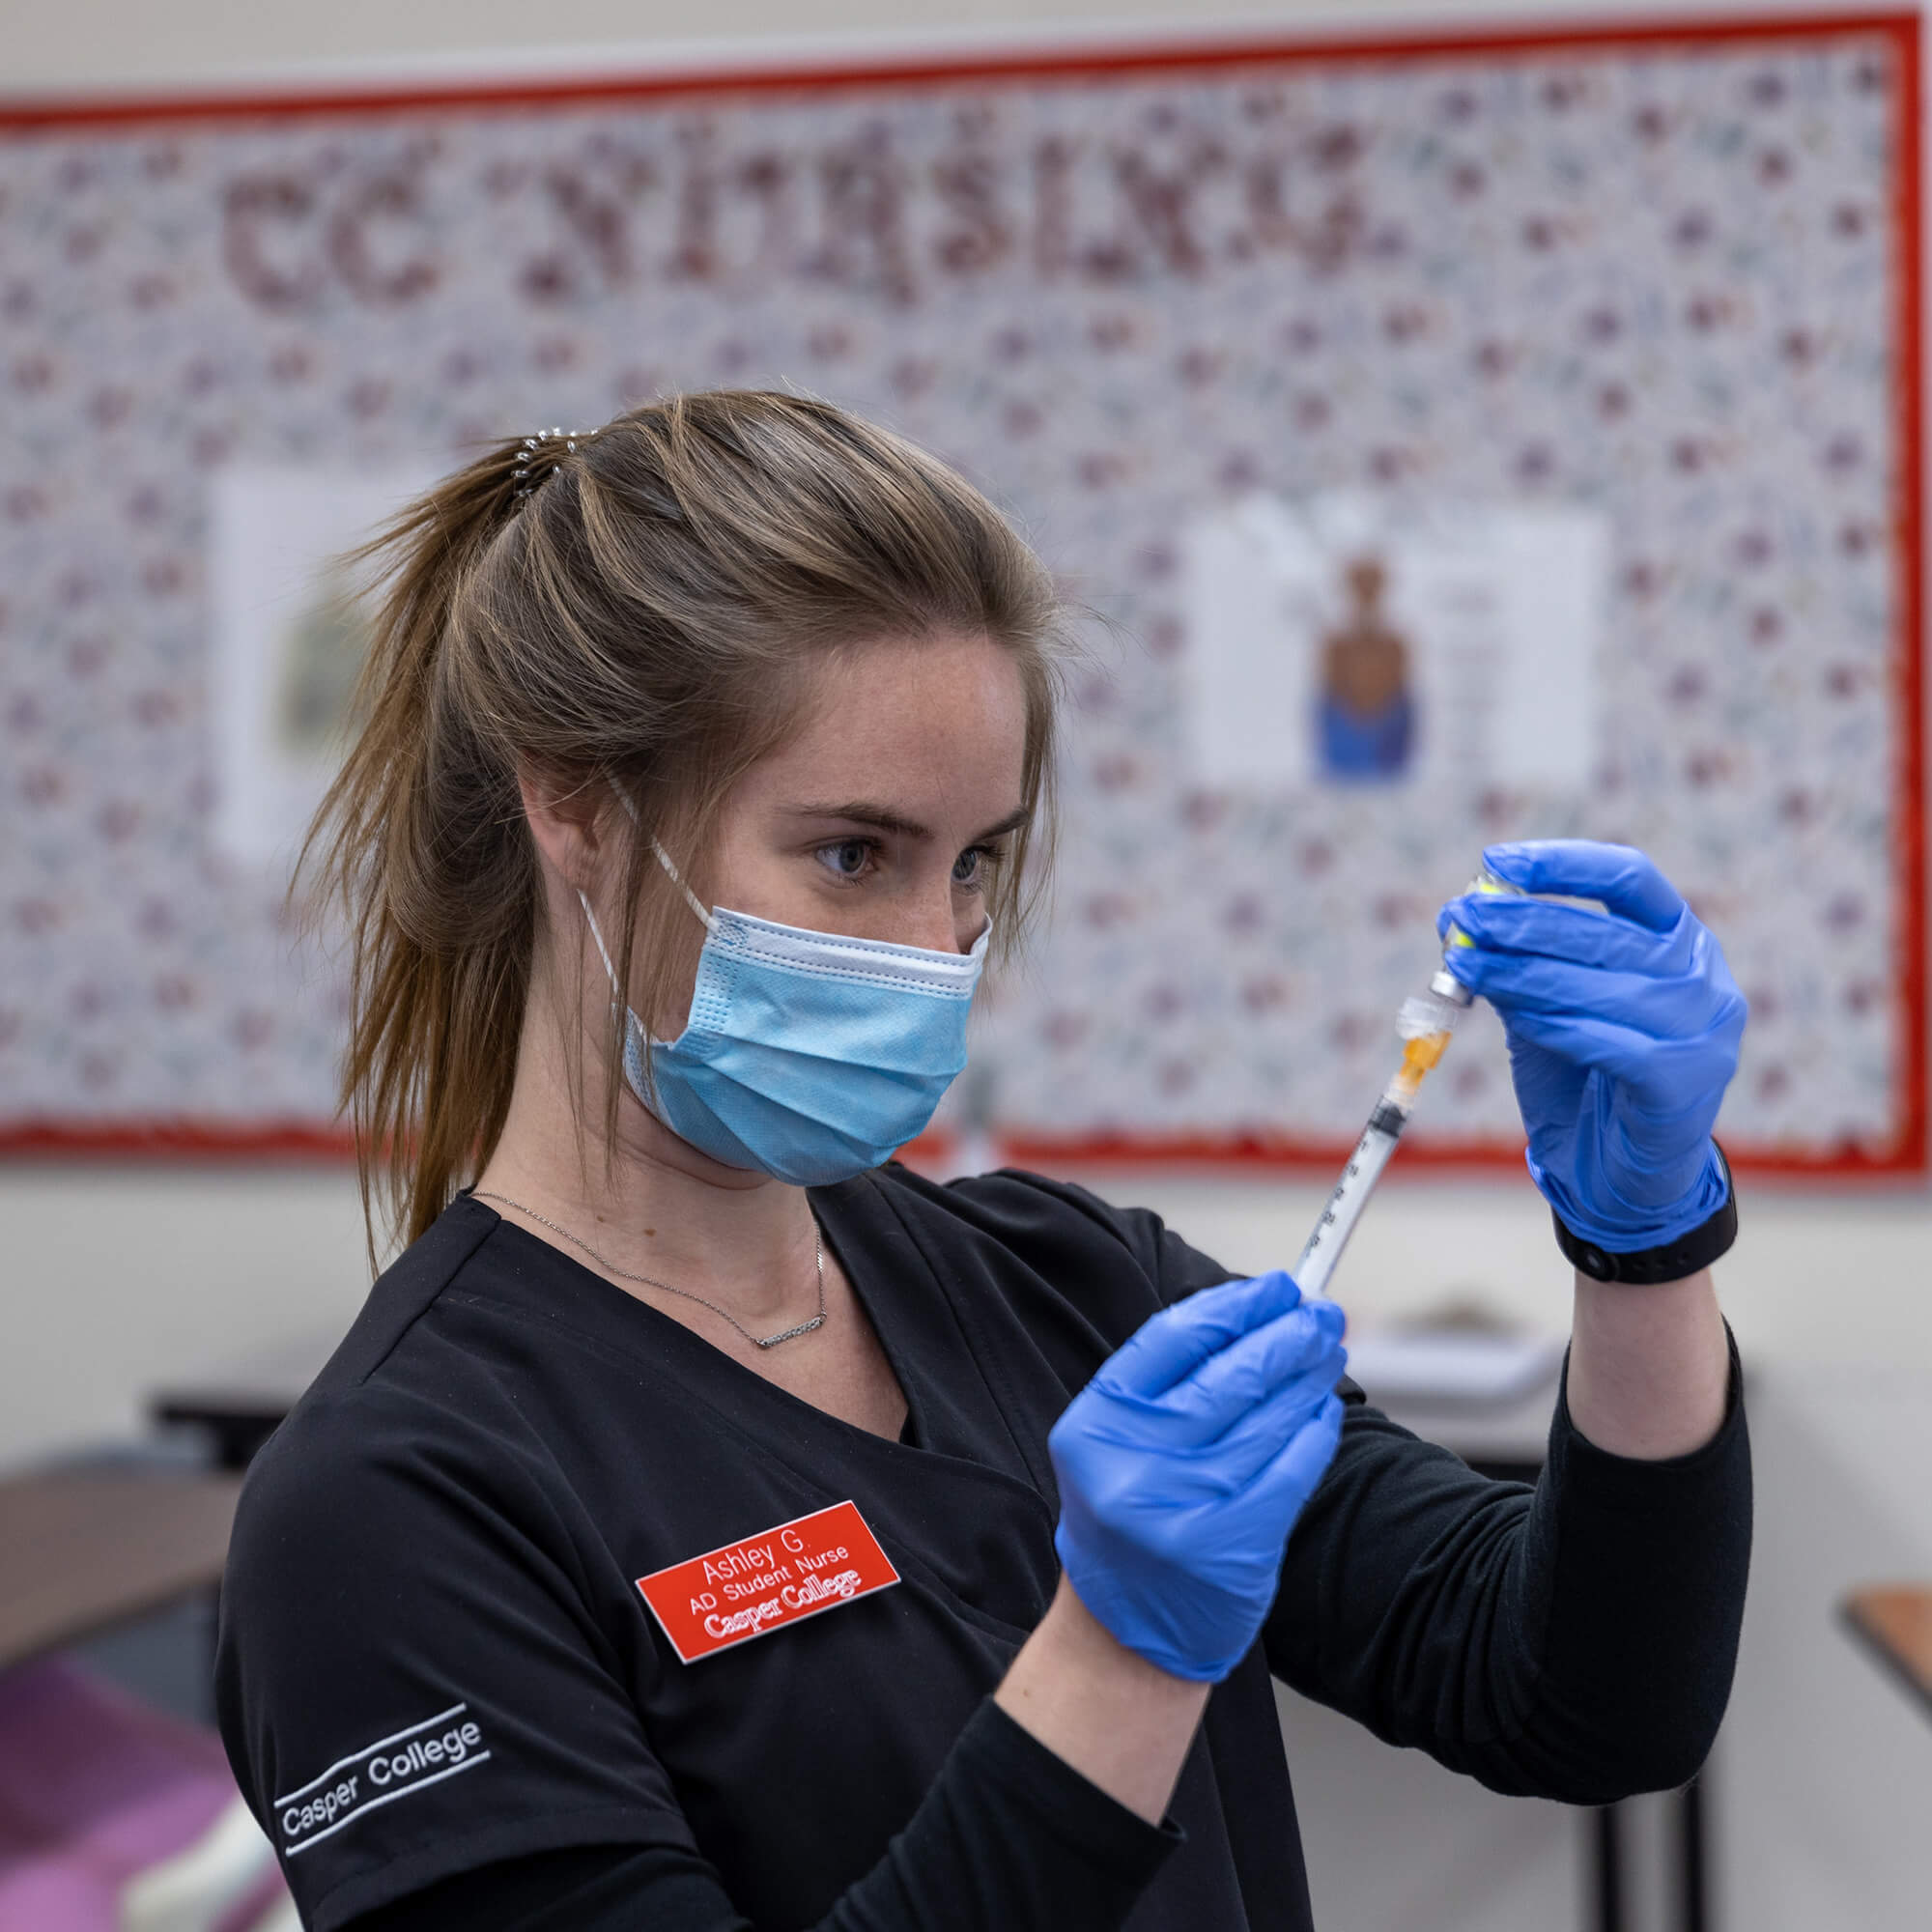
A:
[511, 425, 599, 498]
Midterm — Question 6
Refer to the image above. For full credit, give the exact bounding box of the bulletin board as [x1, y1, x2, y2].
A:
[0, 12, 1921, 1175]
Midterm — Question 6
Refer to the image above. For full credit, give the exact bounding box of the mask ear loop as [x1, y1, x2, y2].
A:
[577, 885, 665, 1113]
[605, 781, 715, 932]
[577, 785, 718, 1114]
[647, 839, 716, 933]
[577, 890, 625, 999]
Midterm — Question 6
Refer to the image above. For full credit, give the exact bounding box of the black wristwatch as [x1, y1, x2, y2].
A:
[1551, 1145, 1738, 1285]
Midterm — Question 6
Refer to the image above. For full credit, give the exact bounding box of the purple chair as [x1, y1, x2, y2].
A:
[0, 1656, 290, 1932]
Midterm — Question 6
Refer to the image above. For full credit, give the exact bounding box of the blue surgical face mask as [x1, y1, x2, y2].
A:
[578, 844, 988, 1186]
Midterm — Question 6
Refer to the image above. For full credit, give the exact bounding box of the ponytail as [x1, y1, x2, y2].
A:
[298, 439, 535, 1262]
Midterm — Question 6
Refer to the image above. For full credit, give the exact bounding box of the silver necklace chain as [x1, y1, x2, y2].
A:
[472, 1191, 826, 1350]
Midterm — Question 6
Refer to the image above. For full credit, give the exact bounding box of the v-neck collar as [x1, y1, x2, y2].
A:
[447, 1188, 1047, 1511]
[823, 1172, 1054, 1492]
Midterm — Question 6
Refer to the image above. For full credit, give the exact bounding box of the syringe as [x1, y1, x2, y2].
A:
[1293, 868, 1520, 1300]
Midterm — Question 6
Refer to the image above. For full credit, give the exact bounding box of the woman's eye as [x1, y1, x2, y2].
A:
[817, 839, 874, 880]
[952, 845, 992, 888]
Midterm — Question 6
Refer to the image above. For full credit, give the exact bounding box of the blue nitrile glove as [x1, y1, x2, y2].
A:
[1048, 1269, 1348, 1683]
[1438, 839, 1747, 1253]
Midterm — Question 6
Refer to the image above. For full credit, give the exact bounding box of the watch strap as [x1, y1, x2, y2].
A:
[1552, 1146, 1738, 1285]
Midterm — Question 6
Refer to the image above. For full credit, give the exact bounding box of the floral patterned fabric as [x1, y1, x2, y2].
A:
[0, 22, 1917, 1168]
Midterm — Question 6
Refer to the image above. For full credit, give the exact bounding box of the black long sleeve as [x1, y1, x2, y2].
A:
[348, 1698, 1179, 1932]
[1266, 1326, 1752, 1804]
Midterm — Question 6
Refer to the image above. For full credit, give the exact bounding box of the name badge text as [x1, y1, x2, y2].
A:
[636, 1499, 899, 1663]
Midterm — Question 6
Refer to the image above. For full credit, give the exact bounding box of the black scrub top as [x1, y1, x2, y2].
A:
[215, 1166, 1751, 1932]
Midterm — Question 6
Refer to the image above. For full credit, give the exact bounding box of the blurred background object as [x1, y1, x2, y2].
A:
[1343, 1293, 1566, 1413]
[0, 1458, 293, 1929]
[0, 1656, 293, 1932]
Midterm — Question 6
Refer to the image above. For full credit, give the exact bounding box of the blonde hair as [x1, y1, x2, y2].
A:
[302, 391, 1063, 1261]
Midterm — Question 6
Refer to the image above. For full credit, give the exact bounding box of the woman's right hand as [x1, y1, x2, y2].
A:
[1047, 1270, 1348, 1684]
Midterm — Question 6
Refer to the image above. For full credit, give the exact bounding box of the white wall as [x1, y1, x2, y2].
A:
[7, 1157, 1929, 1467]
[3, 0, 1731, 94]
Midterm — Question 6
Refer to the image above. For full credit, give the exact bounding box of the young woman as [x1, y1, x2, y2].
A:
[215, 392, 1750, 1932]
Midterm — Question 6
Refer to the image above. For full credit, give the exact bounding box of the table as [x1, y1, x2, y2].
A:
[1841, 1584, 1932, 1719]
[0, 1468, 243, 1671]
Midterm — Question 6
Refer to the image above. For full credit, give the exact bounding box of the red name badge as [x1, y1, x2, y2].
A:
[636, 1500, 900, 1664]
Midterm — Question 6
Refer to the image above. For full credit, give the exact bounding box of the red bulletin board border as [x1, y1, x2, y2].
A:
[1, 12, 1922, 1179]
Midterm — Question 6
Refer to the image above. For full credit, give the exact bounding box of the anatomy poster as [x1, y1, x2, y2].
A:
[1181, 493, 1606, 795]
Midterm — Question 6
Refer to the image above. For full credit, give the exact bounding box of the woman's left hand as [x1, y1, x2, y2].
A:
[1438, 839, 1747, 1253]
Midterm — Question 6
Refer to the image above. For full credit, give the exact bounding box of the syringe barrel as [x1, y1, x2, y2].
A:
[1295, 861, 1520, 1301]
[1293, 1107, 1405, 1300]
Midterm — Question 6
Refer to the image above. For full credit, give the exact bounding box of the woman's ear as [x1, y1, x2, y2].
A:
[518, 767, 614, 894]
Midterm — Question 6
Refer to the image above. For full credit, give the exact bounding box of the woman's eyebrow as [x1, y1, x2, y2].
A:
[971, 807, 1034, 842]
[787, 802, 1032, 843]
[789, 801, 931, 838]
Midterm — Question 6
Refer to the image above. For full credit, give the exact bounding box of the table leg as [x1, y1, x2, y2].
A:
[1678, 1771, 1707, 1932]
[1592, 1803, 1624, 1932]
